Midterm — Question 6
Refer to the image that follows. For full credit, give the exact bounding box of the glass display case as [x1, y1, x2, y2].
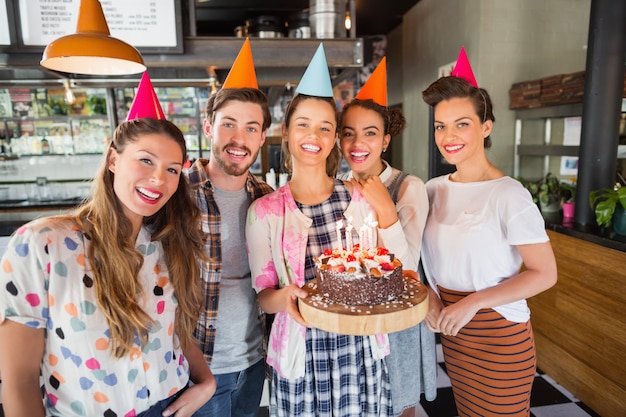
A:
[1, 85, 212, 162]
[0, 86, 110, 157]
[113, 85, 209, 160]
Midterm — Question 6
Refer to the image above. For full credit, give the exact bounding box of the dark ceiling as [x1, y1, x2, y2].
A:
[193, 0, 420, 38]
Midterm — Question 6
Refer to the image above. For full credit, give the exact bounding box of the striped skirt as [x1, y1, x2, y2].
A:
[437, 286, 536, 417]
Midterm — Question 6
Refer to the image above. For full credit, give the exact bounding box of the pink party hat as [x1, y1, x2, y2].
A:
[126, 72, 166, 121]
[450, 46, 478, 88]
[296, 43, 333, 97]
[355, 56, 387, 106]
[222, 38, 259, 89]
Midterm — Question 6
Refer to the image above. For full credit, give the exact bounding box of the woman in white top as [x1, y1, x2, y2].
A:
[420, 74, 557, 417]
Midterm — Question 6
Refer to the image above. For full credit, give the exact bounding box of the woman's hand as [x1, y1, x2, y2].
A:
[351, 177, 398, 228]
[435, 297, 478, 337]
[424, 287, 443, 333]
[162, 378, 216, 417]
[283, 284, 310, 326]
[166, 338, 216, 416]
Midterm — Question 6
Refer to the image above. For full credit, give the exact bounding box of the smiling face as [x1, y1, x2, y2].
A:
[433, 97, 492, 168]
[340, 105, 389, 179]
[205, 99, 267, 177]
[108, 133, 183, 232]
[284, 97, 338, 170]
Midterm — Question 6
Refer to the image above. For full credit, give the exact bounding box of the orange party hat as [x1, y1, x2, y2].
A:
[126, 72, 166, 121]
[355, 56, 387, 106]
[222, 38, 259, 89]
[450, 46, 478, 88]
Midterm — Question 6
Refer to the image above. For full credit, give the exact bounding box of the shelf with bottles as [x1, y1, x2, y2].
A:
[0, 86, 109, 119]
[0, 87, 112, 158]
[1, 116, 110, 157]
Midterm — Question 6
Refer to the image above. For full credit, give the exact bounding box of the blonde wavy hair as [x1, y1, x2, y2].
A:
[55, 118, 206, 358]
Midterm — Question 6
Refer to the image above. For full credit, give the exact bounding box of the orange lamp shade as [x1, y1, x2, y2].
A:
[40, 0, 146, 76]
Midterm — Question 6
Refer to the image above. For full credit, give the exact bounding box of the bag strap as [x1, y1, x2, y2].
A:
[387, 171, 409, 204]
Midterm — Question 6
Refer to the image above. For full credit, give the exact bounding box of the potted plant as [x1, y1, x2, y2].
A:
[589, 184, 626, 235]
[517, 173, 576, 221]
[537, 172, 566, 213]
[561, 182, 576, 218]
[516, 176, 540, 206]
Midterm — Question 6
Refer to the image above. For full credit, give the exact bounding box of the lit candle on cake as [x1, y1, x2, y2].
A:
[345, 217, 353, 251]
[359, 224, 368, 250]
[335, 219, 344, 251]
[365, 214, 378, 249]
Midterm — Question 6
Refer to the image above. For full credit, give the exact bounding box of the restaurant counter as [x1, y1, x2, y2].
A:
[529, 220, 626, 417]
[0, 198, 86, 237]
[547, 219, 626, 252]
[0, 197, 86, 211]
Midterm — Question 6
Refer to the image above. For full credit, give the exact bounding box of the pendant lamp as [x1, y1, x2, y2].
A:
[41, 0, 146, 76]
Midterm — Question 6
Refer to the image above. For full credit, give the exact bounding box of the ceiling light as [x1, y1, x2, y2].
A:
[345, 10, 352, 31]
[40, 0, 146, 76]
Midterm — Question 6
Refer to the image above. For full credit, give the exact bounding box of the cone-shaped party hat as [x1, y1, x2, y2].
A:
[450, 46, 478, 88]
[355, 56, 387, 106]
[222, 38, 258, 89]
[126, 72, 166, 121]
[295, 43, 333, 97]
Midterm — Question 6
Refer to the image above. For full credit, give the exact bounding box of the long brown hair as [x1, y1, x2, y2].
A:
[58, 118, 206, 357]
[281, 94, 342, 177]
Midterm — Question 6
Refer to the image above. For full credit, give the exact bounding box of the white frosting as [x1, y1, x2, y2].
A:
[315, 247, 397, 278]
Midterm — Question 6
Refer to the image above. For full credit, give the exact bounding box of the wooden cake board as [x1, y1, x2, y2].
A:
[298, 274, 428, 336]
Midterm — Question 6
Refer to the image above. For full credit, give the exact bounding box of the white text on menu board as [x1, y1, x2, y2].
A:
[19, 0, 177, 47]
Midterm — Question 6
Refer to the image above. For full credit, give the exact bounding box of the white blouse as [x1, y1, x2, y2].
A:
[421, 175, 549, 322]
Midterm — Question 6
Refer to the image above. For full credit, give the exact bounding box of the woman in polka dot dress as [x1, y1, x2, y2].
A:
[0, 118, 216, 417]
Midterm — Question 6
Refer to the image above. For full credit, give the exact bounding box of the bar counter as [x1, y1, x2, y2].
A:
[529, 219, 626, 417]
[0, 198, 86, 236]
[0, 197, 86, 211]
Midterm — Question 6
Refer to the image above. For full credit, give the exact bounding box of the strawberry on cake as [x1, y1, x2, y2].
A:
[314, 245, 404, 305]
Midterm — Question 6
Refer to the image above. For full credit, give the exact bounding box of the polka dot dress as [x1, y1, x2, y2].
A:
[0, 219, 190, 416]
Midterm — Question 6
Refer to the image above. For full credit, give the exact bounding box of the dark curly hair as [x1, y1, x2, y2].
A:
[340, 98, 406, 137]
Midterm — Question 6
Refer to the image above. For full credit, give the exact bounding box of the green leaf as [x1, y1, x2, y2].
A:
[595, 199, 616, 228]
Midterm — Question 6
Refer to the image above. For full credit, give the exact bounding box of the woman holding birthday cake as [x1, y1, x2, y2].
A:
[246, 44, 393, 417]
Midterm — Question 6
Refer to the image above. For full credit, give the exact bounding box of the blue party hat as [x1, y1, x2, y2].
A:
[295, 43, 333, 97]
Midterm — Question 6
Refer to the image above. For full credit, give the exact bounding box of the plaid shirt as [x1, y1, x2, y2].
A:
[186, 158, 274, 363]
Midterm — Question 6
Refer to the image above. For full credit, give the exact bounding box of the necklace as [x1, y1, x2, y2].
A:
[452, 162, 493, 183]
[478, 163, 493, 181]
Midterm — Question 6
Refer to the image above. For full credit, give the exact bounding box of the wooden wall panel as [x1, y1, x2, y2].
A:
[528, 230, 626, 417]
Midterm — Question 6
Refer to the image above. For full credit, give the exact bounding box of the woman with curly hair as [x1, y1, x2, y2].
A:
[339, 57, 437, 417]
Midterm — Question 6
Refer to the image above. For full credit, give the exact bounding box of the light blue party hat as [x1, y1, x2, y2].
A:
[295, 43, 333, 97]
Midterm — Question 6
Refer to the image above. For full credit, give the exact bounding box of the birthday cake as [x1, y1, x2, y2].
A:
[314, 245, 404, 305]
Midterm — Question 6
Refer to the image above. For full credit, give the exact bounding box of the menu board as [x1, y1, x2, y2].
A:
[0, 0, 11, 45]
[17, 0, 181, 50]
